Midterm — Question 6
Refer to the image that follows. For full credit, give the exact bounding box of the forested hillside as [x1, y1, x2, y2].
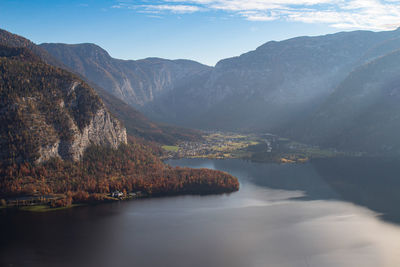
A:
[0, 141, 239, 206]
[0, 33, 239, 207]
[0, 45, 127, 164]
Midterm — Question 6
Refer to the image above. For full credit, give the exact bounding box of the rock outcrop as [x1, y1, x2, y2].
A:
[0, 45, 127, 164]
[36, 106, 127, 163]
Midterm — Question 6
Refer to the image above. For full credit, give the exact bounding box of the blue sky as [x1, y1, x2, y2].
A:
[1, 0, 399, 66]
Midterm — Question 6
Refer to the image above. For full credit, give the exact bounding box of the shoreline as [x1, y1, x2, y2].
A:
[0, 189, 239, 213]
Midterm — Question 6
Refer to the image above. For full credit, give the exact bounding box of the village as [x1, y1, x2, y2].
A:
[163, 131, 262, 159]
[162, 131, 345, 164]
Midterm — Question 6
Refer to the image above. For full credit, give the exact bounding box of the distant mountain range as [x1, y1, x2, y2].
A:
[40, 43, 211, 107]
[39, 28, 400, 154]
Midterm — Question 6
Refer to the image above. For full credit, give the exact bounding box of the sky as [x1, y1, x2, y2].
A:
[1, 0, 400, 66]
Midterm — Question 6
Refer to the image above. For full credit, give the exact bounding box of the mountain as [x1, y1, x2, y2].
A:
[39, 43, 212, 107]
[38, 28, 400, 155]
[290, 49, 400, 154]
[0, 30, 239, 205]
[93, 84, 202, 144]
[41, 29, 400, 133]
[0, 29, 201, 145]
[0, 44, 127, 164]
[0, 29, 64, 68]
[149, 29, 400, 130]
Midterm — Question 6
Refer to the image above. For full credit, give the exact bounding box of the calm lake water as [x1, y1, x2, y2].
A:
[2, 158, 400, 267]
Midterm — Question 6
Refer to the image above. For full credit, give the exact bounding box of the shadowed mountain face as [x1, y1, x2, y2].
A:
[93, 85, 202, 145]
[191, 30, 400, 130]
[289, 49, 400, 154]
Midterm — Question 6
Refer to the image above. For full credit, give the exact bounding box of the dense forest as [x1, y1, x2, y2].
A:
[0, 138, 239, 206]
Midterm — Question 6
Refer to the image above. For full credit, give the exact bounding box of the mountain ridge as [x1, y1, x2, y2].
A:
[0, 29, 239, 205]
[0, 29, 201, 145]
[39, 27, 400, 155]
[40, 42, 212, 107]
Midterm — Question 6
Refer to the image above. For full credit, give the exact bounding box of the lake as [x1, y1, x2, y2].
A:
[1, 158, 400, 267]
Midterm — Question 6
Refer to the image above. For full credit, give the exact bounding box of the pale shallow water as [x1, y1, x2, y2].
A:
[1, 158, 400, 267]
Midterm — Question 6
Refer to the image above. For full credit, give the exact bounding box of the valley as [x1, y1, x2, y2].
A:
[162, 131, 353, 163]
[0, 29, 239, 212]
[3, 3, 400, 267]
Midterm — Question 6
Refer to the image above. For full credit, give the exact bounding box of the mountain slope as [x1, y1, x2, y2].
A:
[150, 29, 400, 131]
[38, 28, 400, 155]
[93, 85, 202, 144]
[0, 45, 127, 164]
[43, 29, 400, 133]
[291, 49, 400, 154]
[0, 29, 201, 145]
[0, 29, 64, 68]
[0, 31, 239, 204]
[40, 43, 212, 107]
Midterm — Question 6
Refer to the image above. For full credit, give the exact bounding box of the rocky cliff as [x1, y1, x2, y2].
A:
[0, 45, 127, 164]
[36, 106, 127, 163]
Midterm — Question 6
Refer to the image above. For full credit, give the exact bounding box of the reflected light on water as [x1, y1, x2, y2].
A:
[2, 158, 400, 267]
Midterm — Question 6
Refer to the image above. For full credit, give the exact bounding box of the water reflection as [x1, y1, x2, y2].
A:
[1, 158, 400, 267]
[170, 158, 400, 224]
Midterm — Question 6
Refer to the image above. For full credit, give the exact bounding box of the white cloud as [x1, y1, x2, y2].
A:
[112, 0, 400, 30]
[141, 4, 202, 14]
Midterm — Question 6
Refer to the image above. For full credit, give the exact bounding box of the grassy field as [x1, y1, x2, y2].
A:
[162, 145, 179, 152]
[19, 204, 82, 212]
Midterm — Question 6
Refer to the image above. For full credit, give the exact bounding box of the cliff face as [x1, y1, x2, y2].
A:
[36, 106, 127, 163]
[0, 45, 127, 164]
